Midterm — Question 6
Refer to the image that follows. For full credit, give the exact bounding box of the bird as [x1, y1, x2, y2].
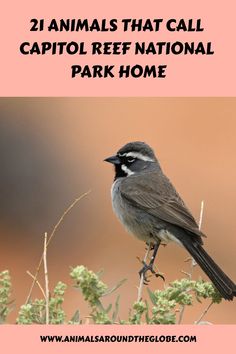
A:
[104, 141, 236, 300]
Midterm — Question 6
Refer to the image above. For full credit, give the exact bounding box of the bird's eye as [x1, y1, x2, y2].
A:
[127, 156, 135, 163]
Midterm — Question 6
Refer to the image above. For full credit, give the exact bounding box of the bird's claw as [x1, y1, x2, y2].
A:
[139, 262, 165, 285]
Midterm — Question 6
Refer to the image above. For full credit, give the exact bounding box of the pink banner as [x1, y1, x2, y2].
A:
[0, 0, 235, 96]
[1, 325, 235, 354]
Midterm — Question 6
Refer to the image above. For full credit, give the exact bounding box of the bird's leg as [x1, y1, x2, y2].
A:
[139, 240, 165, 284]
[145, 242, 155, 250]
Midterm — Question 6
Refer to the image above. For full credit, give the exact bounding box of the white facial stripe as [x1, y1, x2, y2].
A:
[126, 152, 154, 162]
[121, 164, 134, 176]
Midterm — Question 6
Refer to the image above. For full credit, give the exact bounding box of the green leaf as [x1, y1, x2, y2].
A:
[96, 269, 104, 278]
[105, 303, 112, 314]
[103, 279, 126, 297]
[112, 295, 120, 323]
[95, 299, 105, 312]
[147, 288, 157, 305]
[144, 300, 150, 324]
[70, 310, 80, 324]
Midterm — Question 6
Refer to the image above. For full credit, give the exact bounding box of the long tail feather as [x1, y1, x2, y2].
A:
[182, 241, 236, 300]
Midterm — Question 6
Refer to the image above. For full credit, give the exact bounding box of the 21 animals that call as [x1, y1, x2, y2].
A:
[105, 142, 236, 300]
[29, 18, 205, 33]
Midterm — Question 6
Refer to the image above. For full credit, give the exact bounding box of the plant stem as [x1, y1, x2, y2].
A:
[43, 232, 49, 325]
[25, 191, 91, 304]
[137, 244, 150, 302]
[178, 200, 204, 324]
[195, 301, 213, 324]
[26, 271, 46, 299]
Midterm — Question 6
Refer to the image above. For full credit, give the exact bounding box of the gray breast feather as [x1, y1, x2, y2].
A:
[111, 178, 182, 245]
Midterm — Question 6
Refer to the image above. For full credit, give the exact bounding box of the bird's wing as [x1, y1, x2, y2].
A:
[120, 171, 204, 238]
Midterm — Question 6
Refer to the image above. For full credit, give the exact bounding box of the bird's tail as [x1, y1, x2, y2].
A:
[182, 240, 236, 300]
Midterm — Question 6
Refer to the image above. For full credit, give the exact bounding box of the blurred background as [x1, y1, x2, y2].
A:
[0, 97, 236, 324]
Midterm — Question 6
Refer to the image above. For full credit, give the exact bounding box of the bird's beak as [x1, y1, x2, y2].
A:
[104, 155, 121, 165]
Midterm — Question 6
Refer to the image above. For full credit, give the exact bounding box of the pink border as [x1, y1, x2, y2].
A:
[1, 324, 235, 353]
[0, 0, 236, 95]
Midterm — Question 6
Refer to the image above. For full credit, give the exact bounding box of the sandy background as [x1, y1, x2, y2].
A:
[0, 97, 235, 323]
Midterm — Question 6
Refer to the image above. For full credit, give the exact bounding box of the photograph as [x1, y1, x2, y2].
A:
[1, 97, 235, 325]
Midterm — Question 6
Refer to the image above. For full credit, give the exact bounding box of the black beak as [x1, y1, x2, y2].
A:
[104, 155, 121, 165]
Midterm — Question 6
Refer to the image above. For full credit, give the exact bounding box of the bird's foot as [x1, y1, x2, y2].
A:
[139, 261, 165, 285]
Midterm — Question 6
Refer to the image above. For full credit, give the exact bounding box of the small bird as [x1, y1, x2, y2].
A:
[104, 141, 236, 300]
